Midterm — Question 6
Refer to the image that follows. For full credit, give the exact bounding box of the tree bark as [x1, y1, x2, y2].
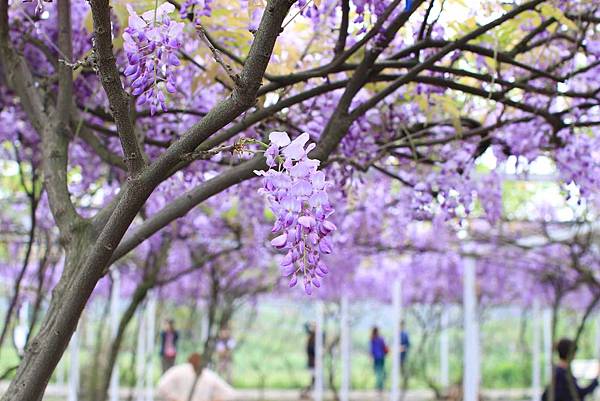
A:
[95, 237, 171, 401]
[0, 227, 98, 401]
[1, 2, 296, 396]
[95, 282, 152, 401]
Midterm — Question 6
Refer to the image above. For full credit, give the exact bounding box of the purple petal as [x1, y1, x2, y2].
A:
[269, 131, 291, 147]
[298, 215, 315, 228]
[271, 233, 287, 249]
[318, 239, 332, 254]
[168, 52, 180, 66]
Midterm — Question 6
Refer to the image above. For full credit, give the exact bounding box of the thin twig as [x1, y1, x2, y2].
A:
[194, 22, 241, 85]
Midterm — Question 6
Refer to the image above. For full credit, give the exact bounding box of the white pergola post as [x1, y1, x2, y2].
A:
[136, 307, 147, 401]
[57, 354, 66, 386]
[56, 301, 65, 385]
[201, 302, 210, 344]
[146, 294, 157, 401]
[18, 300, 29, 325]
[463, 257, 479, 401]
[68, 325, 80, 401]
[14, 301, 30, 356]
[440, 305, 450, 388]
[109, 273, 121, 401]
[390, 277, 403, 401]
[314, 301, 325, 401]
[340, 295, 351, 401]
[531, 300, 542, 401]
[543, 308, 553, 382]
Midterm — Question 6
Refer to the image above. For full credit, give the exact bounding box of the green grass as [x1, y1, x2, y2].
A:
[1, 301, 598, 392]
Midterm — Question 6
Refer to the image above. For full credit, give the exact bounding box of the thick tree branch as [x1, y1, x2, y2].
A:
[138, 0, 295, 188]
[170, 75, 399, 176]
[35, 0, 83, 237]
[89, 0, 147, 175]
[256, 0, 410, 96]
[56, 0, 73, 124]
[311, 0, 426, 162]
[111, 156, 265, 262]
[0, 1, 47, 133]
[113, 79, 401, 261]
[77, 124, 127, 169]
[352, 0, 547, 119]
[333, 0, 349, 56]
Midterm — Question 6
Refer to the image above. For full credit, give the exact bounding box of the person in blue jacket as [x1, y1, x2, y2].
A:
[400, 320, 410, 373]
[370, 326, 388, 392]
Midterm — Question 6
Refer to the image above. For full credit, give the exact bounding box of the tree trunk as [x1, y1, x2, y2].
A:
[95, 235, 171, 401]
[1, 161, 157, 401]
[0, 230, 100, 401]
[96, 281, 154, 401]
[86, 297, 112, 401]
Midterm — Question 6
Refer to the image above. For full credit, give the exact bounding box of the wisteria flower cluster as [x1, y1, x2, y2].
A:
[555, 130, 600, 199]
[123, 3, 184, 115]
[255, 132, 337, 295]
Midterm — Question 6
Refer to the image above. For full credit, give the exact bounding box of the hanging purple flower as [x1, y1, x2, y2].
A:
[255, 132, 337, 295]
[123, 3, 184, 115]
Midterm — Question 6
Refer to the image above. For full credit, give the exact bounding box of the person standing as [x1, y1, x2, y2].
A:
[400, 320, 410, 373]
[301, 322, 316, 398]
[370, 326, 388, 392]
[160, 319, 180, 373]
[216, 327, 236, 382]
[542, 338, 599, 401]
[157, 352, 237, 401]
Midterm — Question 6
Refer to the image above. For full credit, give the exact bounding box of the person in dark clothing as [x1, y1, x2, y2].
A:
[400, 320, 410, 373]
[370, 327, 388, 392]
[159, 319, 180, 373]
[542, 338, 599, 401]
[301, 323, 316, 398]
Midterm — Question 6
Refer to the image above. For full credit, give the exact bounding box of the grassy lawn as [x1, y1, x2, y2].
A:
[1, 300, 598, 391]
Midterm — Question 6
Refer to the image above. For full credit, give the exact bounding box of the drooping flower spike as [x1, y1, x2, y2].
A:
[123, 3, 184, 115]
[256, 132, 337, 295]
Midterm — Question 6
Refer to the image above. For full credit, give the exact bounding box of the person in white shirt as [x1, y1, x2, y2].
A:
[156, 353, 237, 401]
